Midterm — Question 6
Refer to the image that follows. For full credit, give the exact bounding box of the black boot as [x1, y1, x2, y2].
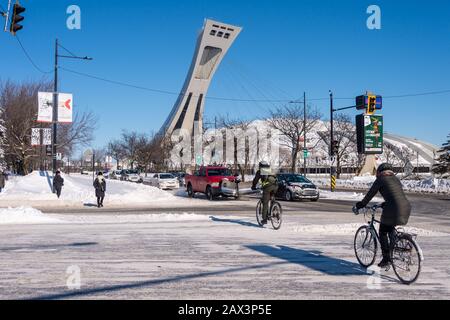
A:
[378, 257, 391, 268]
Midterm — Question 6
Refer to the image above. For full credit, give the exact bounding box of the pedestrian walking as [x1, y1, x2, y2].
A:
[0, 171, 6, 193]
[53, 171, 64, 198]
[94, 172, 106, 208]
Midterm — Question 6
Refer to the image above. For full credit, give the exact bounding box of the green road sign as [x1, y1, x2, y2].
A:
[195, 155, 202, 166]
[303, 150, 309, 158]
[356, 114, 383, 154]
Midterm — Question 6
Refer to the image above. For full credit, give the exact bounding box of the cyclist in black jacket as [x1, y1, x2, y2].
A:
[356, 163, 411, 267]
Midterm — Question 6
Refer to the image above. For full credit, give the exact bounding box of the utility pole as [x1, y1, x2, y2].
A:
[303, 91, 307, 177]
[92, 150, 95, 182]
[2, 0, 12, 32]
[51, 39, 59, 192]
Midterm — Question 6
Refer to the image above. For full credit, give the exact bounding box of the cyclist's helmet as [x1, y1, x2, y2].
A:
[377, 163, 393, 174]
[259, 161, 271, 176]
[259, 161, 270, 169]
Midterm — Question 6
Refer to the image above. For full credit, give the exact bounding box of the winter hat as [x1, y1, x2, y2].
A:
[377, 163, 393, 174]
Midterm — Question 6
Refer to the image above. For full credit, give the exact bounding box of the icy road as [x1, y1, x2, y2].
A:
[0, 196, 449, 300]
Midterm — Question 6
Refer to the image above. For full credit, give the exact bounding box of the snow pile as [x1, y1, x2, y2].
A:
[320, 190, 383, 202]
[0, 171, 176, 205]
[290, 223, 449, 237]
[0, 207, 62, 225]
[312, 176, 450, 194]
[401, 178, 450, 194]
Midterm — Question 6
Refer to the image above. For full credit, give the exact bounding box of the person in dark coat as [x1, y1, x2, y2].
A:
[356, 163, 411, 268]
[0, 171, 6, 193]
[93, 172, 106, 208]
[252, 161, 278, 225]
[53, 171, 64, 198]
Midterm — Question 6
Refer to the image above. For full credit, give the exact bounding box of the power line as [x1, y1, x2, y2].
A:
[15, 36, 53, 74]
[58, 66, 294, 103]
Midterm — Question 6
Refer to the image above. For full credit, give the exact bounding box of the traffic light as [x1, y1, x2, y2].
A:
[330, 140, 339, 156]
[367, 95, 376, 115]
[10, 3, 25, 35]
[356, 95, 366, 110]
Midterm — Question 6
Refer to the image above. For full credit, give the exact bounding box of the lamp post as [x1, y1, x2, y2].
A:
[52, 39, 92, 192]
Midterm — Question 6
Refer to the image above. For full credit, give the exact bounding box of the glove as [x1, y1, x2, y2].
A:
[355, 202, 365, 209]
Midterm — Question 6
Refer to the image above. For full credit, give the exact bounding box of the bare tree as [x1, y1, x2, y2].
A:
[268, 104, 322, 172]
[217, 116, 253, 181]
[318, 113, 357, 178]
[120, 131, 142, 169]
[135, 133, 159, 176]
[0, 80, 51, 174]
[57, 111, 98, 156]
[107, 139, 126, 169]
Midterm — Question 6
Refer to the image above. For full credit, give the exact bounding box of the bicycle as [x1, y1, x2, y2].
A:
[256, 191, 283, 230]
[353, 204, 423, 285]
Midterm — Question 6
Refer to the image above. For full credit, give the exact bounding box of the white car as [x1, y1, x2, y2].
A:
[122, 169, 143, 183]
[149, 173, 179, 190]
[110, 170, 123, 180]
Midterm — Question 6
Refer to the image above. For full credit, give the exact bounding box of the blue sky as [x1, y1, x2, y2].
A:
[1, 0, 449, 150]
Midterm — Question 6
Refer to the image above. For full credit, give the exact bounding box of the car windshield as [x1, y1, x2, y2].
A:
[208, 169, 232, 177]
[283, 175, 311, 183]
[160, 174, 175, 179]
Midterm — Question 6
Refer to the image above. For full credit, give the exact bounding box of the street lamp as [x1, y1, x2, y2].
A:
[52, 39, 92, 192]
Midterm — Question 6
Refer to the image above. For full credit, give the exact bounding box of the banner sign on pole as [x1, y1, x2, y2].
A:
[37, 92, 73, 123]
[42, 128, 52, 145]
[58, 93, 73, 123]
[356, 114, 384, 154]
[31, 128, 41, 146]
[37, 92, 53, 123]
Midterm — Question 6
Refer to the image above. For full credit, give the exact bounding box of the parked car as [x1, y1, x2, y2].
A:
[148, 173, 180, 190]
[276, 173, 320, 202]
[110, 170, 123, 180]
[121, 169, 143, 183]
[184, 166, 239, 200]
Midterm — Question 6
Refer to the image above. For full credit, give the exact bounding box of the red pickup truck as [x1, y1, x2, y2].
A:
[185, 166, 239, 200]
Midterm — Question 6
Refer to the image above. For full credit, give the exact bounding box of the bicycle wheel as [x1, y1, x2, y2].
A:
[256, 200, 264, 227]
[354, 226, 378, 268]
[391, 234, 422, 285]
[270, 202, 283, 230]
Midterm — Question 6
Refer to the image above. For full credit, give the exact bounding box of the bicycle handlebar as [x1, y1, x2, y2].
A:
[352, 203, 384, 216]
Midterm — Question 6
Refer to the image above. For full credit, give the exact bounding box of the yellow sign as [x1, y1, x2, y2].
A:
[331, 176, 337, 192]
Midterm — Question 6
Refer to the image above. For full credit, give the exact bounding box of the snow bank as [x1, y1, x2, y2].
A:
[320, 190, 383, 202]
[0, 171, 176, 205]
[312, 176, 450, 195]
[0, 207, 62, 225]
[289, 223, 449, 237]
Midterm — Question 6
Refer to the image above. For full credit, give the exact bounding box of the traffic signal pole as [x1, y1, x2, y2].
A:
[329, 91, 336, 192]
[303, 91, 307, 177]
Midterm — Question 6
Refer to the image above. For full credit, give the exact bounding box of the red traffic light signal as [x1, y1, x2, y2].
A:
[10, 3, 26, 35]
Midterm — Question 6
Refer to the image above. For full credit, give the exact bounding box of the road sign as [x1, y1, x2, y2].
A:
[331, 175, 336, 192]
[195, 155, 202, 166]
[303, 149, 309, 158]
[46, 145, 52, 156]
[356, 114, 384, 154]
